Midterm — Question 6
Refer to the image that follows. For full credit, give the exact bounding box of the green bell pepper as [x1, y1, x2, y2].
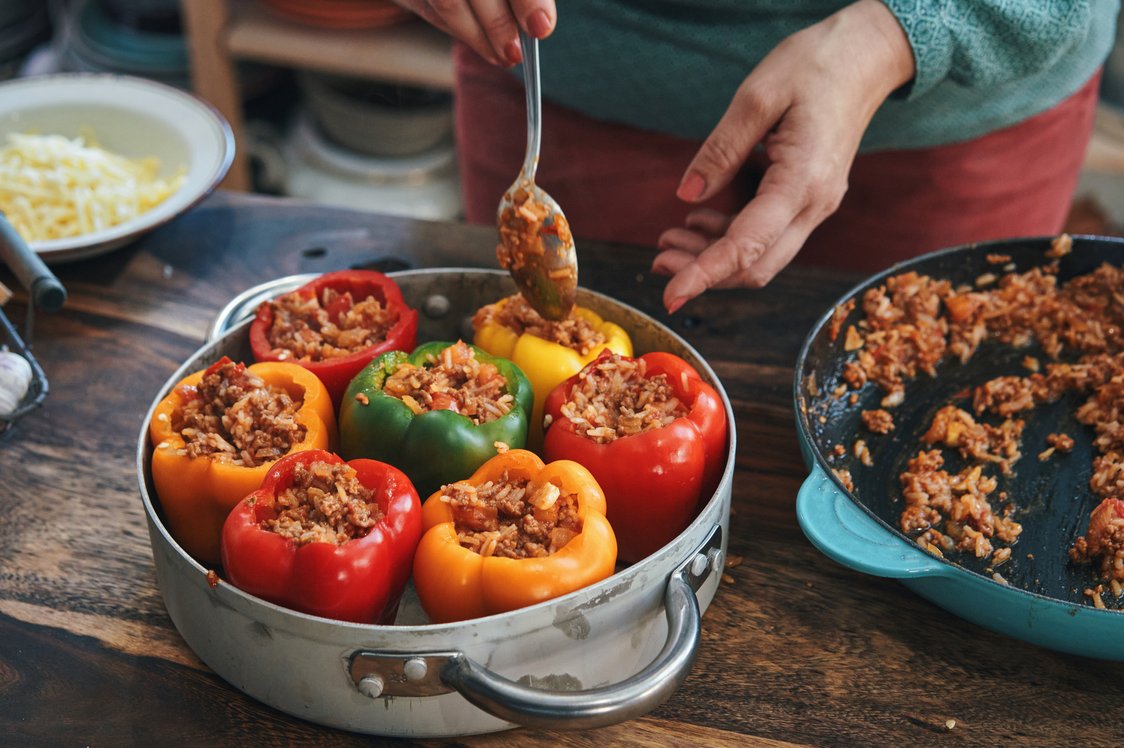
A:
[339, 340, 533, 498]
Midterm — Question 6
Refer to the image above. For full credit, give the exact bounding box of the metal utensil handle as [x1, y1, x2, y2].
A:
[439, 550, 713, 730]
[519, 30, 541, 181]
[0, 215, 66, 312]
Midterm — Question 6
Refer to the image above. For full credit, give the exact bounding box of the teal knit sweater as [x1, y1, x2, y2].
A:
[536, 0, 1119, 151]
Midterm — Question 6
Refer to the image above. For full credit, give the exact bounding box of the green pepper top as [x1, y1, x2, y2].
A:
[339, 340, 533, 499]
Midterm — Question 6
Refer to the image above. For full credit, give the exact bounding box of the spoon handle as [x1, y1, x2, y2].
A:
[519, 30, 541, 181]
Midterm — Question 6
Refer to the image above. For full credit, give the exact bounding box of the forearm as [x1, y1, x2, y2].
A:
[880, 0, 1095, 97]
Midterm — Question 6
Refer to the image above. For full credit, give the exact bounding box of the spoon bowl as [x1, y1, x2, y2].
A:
[495, 31, 577, 321]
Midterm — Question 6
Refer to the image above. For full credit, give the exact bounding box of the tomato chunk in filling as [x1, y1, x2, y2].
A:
[558, 353, 688, 444]
[382, 340, 512, 424]
[265, 286, 399, 361]
[265, 460, 384, 546]
[440, 471, 582, 559]
[473, 294, 605, 355]
[175, 360, 305, 467]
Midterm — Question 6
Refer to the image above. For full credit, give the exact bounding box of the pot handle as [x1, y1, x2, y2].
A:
[796, 465, 951, 579]
[444, 524, 720, 730]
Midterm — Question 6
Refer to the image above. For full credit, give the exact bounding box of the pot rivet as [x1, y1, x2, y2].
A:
[404, 658, 428, 682]
[690, 553, 708, 578]
[358, 673, 385, 699]
[424, 294, 451, 318]
[710, 550, 724, 574]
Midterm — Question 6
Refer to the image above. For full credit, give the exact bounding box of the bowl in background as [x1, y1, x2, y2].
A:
[298, 70, 453, 158]
[0, 73, 234, 263]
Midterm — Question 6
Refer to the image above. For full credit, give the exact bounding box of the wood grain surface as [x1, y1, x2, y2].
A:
[2, 192, 1123, 747]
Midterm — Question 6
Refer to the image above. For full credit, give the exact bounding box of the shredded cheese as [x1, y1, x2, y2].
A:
[0, 132, 186, 242]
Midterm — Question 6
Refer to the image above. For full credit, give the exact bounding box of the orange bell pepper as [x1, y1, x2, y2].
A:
[412, 449, 617, 623]
[149, 357, 336, 565]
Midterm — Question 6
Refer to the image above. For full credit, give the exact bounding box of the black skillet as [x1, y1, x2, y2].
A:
[794, 235, 1124, 659]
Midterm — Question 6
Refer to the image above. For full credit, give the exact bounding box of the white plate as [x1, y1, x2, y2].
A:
[0, 73, 234, 263]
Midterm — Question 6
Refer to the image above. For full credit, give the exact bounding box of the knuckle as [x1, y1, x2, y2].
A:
[479, 9, 515, 37]
[427, 0, 459, 16]
[699, 135, 745, 175]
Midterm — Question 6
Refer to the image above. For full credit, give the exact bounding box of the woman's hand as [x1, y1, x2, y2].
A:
[393, 0, 558, 66]
[652, 0, 915, 313]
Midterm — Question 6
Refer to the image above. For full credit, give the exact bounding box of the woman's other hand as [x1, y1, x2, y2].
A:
[394, 0, 558, 66]
[652, 0, 915, 313]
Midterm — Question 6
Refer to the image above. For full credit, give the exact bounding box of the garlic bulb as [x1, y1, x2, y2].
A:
[0, 350, 32, 419]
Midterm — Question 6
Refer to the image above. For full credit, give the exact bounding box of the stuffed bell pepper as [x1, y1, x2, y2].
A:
[221, 449, 422, 624]
[543, 351, 727, 563]
[249, 269, 418, 406]
[148, 357, 336, 565]
[412, 448, 617, 623]
[472, 293, 631, 446]
[339, 340, 533, 498]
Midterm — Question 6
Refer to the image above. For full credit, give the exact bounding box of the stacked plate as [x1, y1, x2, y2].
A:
[279, 109, 462, 221]
[298, 71, 453, 158]
[0, 1, 51, 82]
[259, 0, 412, 29]
[60, 0, 190, 89]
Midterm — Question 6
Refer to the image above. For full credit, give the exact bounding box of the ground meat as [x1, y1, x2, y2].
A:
[440, 471, 582, 559]
[558, 353, 688, 444]
[972, 376, 1038, 417]
[1069, 498, 1124, 584]
[382, 340, 513, 424]
[473, 293, 606, 355]
[899, 450, 1022, 559]
[264, 286, 399, 361]
[265, 460, 383, 545]
[861, 409, 894, 434]
[496, 185, 576, 282]
[921, 405, 1024, 475]
[175, 360, 305, 467]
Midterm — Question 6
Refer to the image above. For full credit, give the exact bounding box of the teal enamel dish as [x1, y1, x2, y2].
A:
[794, 235, 1124, 659]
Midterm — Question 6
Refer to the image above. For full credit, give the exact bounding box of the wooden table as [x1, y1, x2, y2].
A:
[2, 192, 1122, 747]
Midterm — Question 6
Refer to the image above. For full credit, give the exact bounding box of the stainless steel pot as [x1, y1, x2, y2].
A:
[136, 269, 736, 737]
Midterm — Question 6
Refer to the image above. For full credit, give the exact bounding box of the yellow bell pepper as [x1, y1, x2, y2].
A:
[473, 296, 632, 445]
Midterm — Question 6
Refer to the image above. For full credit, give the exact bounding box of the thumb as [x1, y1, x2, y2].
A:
[677, 82, 785, 204]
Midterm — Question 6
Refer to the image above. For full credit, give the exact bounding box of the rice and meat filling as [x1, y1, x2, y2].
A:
[473, 294, 605, 355]
[440, 472, 582, 559]
[264, 460, 384, 546]
[829, 240, 1124, 591]
[382, 340, 512, 423]
[264, 286, 399, 361]
[558, 354, 688, 444]
[1069, 500, 1124, 603]
[176, 360, 305, 467]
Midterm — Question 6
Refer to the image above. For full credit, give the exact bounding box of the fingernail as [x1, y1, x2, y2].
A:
[677, 172, 705, 202]
[504, 39, 522, 65]
[527, 9, 552, 38]
[666, 296, 689, 314]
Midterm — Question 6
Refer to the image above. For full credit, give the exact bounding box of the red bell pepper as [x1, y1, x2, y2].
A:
[542, 350, 727, 563]
[220, 449, 422, 624]
[249, 269, 419, 406]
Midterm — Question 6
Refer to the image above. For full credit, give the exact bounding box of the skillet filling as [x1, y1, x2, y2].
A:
[824, 236, 1124, 602]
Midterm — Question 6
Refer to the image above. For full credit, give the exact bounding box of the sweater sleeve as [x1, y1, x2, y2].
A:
[880, 0, 1095, 99]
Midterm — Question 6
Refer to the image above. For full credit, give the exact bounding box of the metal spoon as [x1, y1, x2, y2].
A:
[496, 31, 577, 321]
